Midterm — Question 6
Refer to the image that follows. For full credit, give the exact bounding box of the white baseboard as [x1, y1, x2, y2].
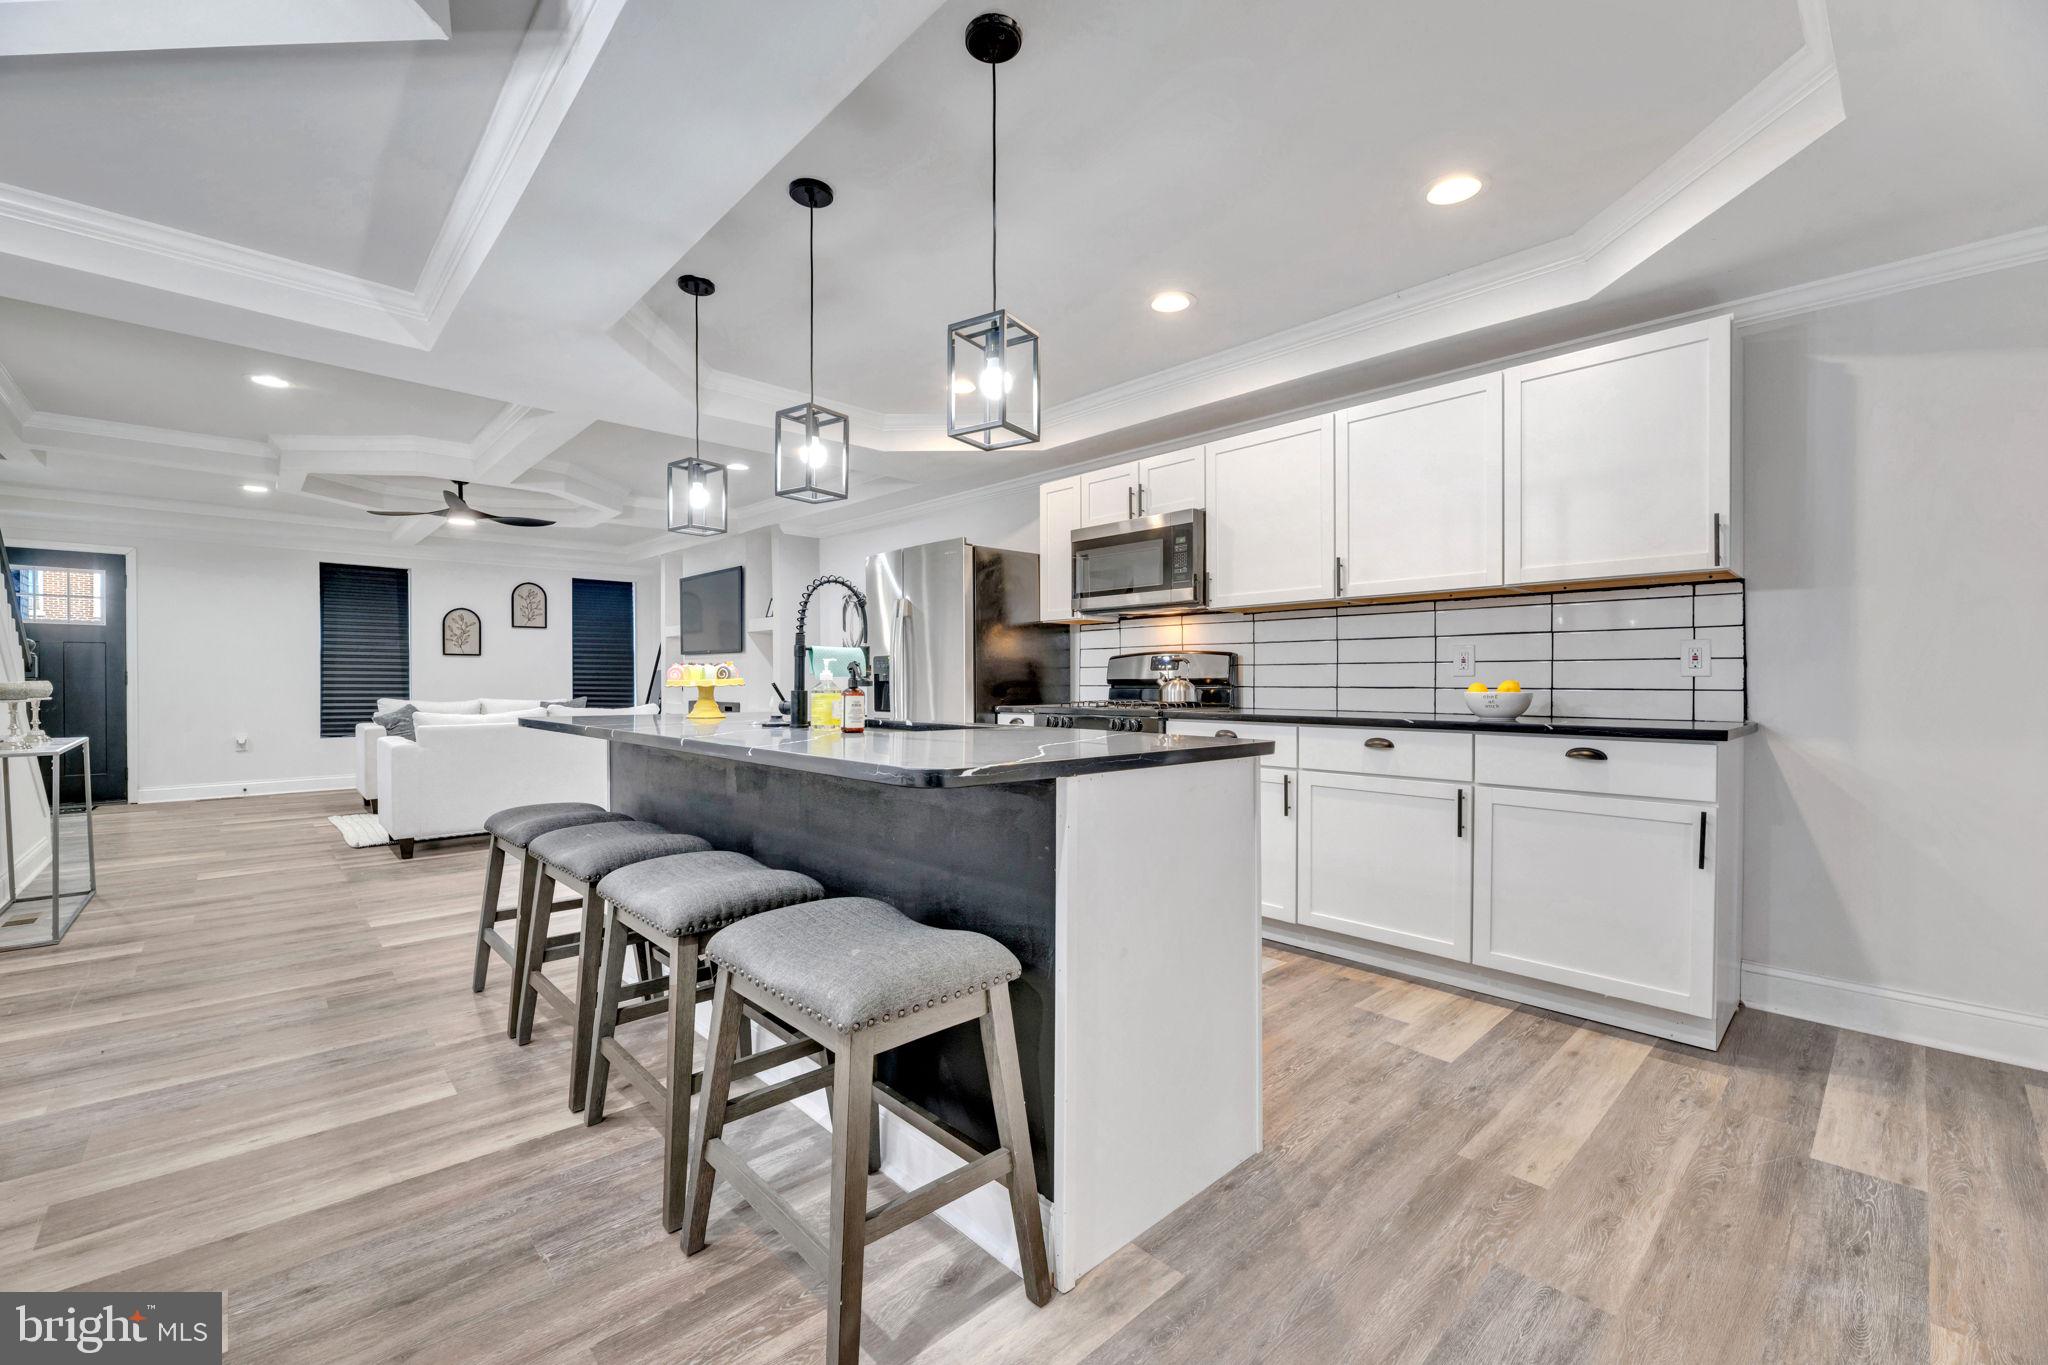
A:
[1740, 961, 2048, 1072]
[136, 774, 354, 804]
[3, 832, 50, 899]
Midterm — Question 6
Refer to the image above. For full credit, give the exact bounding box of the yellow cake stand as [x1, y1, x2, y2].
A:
[665, 664, 745, 720]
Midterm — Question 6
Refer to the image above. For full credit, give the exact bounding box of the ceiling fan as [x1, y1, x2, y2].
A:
[366, 480, 555, 528]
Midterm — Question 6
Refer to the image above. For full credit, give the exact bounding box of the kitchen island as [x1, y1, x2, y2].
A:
[525, 712, 1272, 1290]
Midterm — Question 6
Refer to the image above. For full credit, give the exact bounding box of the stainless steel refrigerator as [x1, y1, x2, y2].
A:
[864, 539, 1070, 724]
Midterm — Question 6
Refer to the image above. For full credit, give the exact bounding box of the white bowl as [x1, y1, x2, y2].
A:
[1463, 689, 1534, 719]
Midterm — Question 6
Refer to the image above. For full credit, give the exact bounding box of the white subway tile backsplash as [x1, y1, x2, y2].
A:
[1073, 583, 1746, 724]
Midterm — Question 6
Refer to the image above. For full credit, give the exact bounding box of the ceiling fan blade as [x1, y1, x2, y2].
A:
[481, 514, 557, 528]
[367, 509, 447, 517]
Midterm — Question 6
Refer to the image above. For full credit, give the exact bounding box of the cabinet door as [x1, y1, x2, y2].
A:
[1137, 445, 1206, 516]
[1298, 771, 1472, 960]
[1504, 315, 1731, 584]
[1259, 768, 1297, 923]
[1205, 415, 1337, 609]
[1336, 374, 1502, 597]
[1079, 463, 1141, 526]
[1037, 477, 1083, 622]
[1473, 787, 1715, 1016]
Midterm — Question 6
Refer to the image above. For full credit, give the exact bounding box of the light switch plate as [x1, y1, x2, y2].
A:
[1451, 640, 1477, 678]
[1681, 639, 1712, 676]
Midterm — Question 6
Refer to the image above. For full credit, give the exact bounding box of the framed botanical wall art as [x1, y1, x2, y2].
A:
[442, 607, 482, 656]
[511, 581, 547, 629]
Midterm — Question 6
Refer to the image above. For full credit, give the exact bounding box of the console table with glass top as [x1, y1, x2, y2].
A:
[0, 737, 97, 952]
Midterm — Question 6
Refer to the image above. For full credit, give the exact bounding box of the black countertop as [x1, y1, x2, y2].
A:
[524, 713, 1275, 788]
[1169, 707, 1756, 741]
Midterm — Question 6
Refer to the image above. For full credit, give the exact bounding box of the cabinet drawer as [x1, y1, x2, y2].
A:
[1298, 726, 1471, 781]
[1475, 735, 1717, 803]
[1166, 719, 1297, 769]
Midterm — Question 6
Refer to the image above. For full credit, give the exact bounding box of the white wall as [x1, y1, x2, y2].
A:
[1738, 261, 2048, 1051]
[14, 533, 657, 803]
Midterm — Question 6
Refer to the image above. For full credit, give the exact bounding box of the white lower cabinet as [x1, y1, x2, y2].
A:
[1471, 787, 1715, 1017]
[1258, 769, 1297, 923]
[1298, 770, 1472, 962]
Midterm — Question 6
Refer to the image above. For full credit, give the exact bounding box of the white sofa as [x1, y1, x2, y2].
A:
[353, 698, 544, 807]
[373, 705, 655, 858]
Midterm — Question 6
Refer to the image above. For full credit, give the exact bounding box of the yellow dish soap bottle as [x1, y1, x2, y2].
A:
[809, 662, 843, 729]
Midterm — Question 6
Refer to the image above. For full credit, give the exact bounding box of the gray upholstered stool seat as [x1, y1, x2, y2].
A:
[526, 820, 712, 885]
[485, 802, 630, 847]
[596, 851, 825, 937]
[705, 897, 1022, 1034]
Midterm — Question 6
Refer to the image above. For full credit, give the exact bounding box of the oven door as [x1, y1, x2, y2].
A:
[1070, 509, 1205, 616]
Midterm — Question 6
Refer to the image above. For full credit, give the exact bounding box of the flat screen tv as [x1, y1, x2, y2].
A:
[677, 566, 744, 655]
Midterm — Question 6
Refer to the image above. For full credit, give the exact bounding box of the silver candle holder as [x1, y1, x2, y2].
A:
[0, 680, 53, 750]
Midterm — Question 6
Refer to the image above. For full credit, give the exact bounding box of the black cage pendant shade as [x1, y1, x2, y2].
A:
[775, 177, 850, 503]
[666, 274, 728, 536]
[946, 12, 1040, 450]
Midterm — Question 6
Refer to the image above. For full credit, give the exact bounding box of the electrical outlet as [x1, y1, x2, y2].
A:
[1451, 640, 1477, 678]
[1681, 639, 1712, 677]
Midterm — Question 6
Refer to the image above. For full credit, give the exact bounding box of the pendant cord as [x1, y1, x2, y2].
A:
[989, 57, 998, 313]
[808, 205, 817, 405]
[691, 292, 701, 462]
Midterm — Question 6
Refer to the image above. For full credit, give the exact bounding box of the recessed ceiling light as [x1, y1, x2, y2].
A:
[727, 461, 750, 472]
[247, 373, 292, 389]
[241, 483, 270, 494]
[1150, 290, 1195, 314]
[1425, 174, 1483, 206]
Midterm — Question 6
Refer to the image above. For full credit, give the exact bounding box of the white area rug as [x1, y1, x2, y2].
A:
[328, 813, 393, 848]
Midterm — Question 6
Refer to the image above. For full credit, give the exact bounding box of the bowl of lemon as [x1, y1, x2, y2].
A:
[1463, 679, 1534, 719]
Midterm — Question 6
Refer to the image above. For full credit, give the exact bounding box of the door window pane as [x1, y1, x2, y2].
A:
[11, 568, 105, 624]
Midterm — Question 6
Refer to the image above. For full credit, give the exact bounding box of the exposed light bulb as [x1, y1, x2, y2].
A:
[687, 479, 710, 510]
[802, 438, 826, 469]
[978, 356, 1013, 400]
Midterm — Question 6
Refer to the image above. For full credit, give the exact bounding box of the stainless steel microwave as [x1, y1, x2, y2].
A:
[1070, 508, 1206, 616]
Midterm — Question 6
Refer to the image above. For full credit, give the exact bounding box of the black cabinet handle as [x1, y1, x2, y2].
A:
[1364, 737, 1395, 750]
[1565, 746, 1607, 761]
[1282, 773, 1292, 818]
[1456, 788, 1465, 838]
[1698, 811, 1708, 869]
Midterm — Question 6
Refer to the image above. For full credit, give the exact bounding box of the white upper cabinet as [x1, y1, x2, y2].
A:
[1037, 476, 1085, 622]
[1205, 415, 1337, 610]
[1504, 315, 1732, 585]
[1336, 373, 1503, 598]
[1079, 464, 1142, 526]
[1135, 446, 1207, 516]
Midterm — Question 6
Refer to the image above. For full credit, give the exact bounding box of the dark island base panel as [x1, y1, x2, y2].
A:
[612, 742, 1057, 1194]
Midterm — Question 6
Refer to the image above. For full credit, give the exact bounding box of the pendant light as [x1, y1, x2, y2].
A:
[774, 177, 850, 503]
[946, 12, 1040, 449]
[665, 274, 728, 536]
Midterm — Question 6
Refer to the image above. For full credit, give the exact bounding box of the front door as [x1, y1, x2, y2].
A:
[8, 548, 128, 803]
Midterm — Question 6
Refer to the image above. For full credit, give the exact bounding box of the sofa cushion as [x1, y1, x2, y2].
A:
[706, 898, 1021, 1034]
[372, 703, 419, 741]
[480, 698, 546, 714]
[598, 851, 824, 937]
[485, 802, 630, 847]
[526, 820, 712, 884]
[378, 698, 480, 715]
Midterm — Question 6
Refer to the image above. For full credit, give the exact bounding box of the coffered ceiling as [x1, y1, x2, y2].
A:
[1, 0, 2044, 563]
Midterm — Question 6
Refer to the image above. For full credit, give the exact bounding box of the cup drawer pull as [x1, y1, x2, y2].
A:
[1363, 737, 1395, 750]
[1565, 746, 1608, 761]
[1214, 729, 1239, 738]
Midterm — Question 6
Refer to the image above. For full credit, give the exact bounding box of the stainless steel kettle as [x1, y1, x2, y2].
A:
[1154, 654, 1197, 706]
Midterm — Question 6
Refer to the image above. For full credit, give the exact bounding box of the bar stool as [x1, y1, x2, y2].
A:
[514, 820, 712, 1111]
[583, 849, 829, 1231]
[473, 802, 630, 1037]
[685, 897, 1052, 1364]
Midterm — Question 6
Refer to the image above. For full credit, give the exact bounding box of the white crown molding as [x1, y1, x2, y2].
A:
[0, 0, 626, 347]
[1729, 222, 2048, 331]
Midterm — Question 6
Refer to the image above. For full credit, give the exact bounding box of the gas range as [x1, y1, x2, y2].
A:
[997, 650, 1240, 733]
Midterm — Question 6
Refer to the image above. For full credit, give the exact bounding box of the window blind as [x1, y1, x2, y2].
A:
[320, 563, 410, 737]
[572, 578, 636, 709]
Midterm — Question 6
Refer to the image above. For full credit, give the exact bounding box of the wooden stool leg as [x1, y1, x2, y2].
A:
[683, 971, 744, 1255]
[567, 886, 607, 1114]
[584, 904, 631, 1125]
[982, 985, 1053, 1305]
[826, 1033, 876, 1365]
[514, 867, 556, 1045]
[472, 840, 505, 993]
[504, 852, 540, 1038]
[660, 932, 701, 1234]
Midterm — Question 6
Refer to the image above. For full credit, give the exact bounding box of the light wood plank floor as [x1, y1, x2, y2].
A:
[3, 791, 2044, 1363]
